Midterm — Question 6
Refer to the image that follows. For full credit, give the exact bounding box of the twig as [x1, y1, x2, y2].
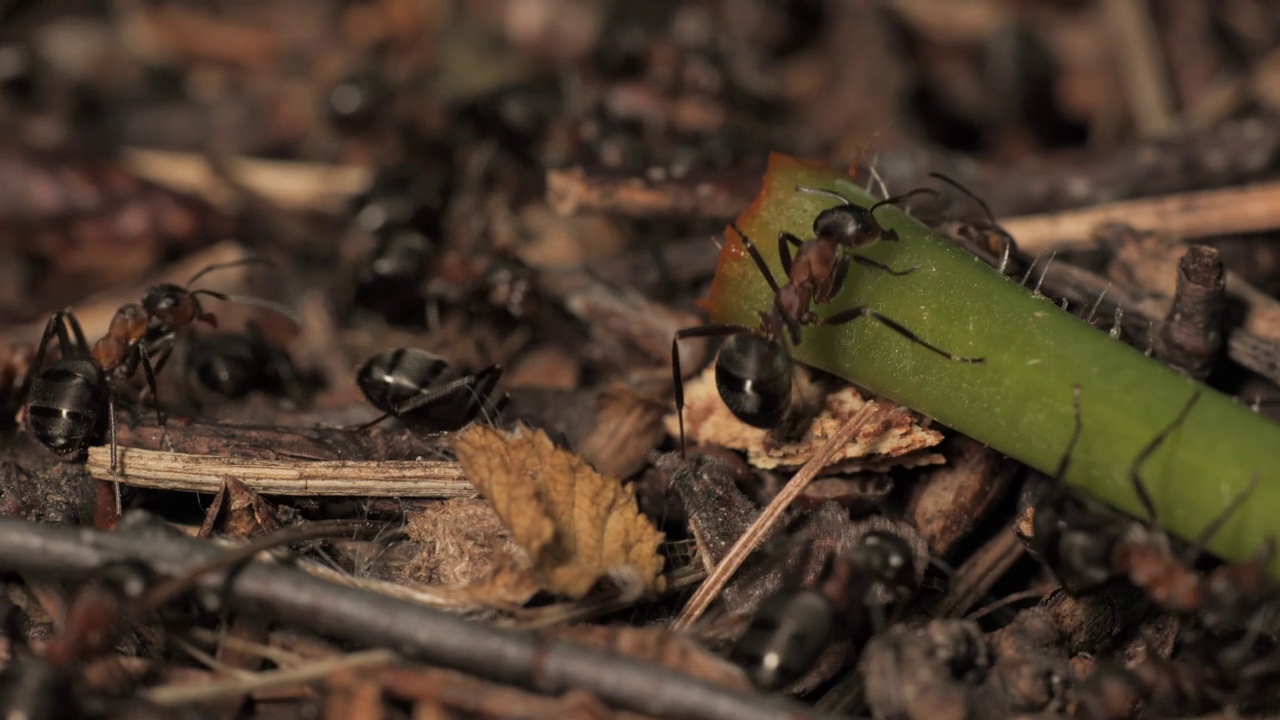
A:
[932, 521, 1024, 618]
[122, 148, 370, 213]
[1001, 180, 1280, 254]
[1156, 245, 1226, 379]
[547, 166, 758, 219]
[147, 648, 398, 705]
[0, 516, 854, 720]
[670, 402, 881, 630]
[1103, 0, 1176, 138]
[85, 447, 473, 498]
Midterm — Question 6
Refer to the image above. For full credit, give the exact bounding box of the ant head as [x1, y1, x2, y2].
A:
[364, 228, 432, 284]
[713, 333, 792, 429]
[1032, 493, 1118, 593]
[812, 205, 877, 248]
[143, 283, 201, 327]
[195, 346, 257, 399]
[852, 530, 916, 591]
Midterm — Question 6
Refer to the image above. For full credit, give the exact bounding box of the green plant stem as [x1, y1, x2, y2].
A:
[707, 153, 1280, 575]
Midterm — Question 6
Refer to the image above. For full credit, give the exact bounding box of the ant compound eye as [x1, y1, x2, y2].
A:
[714, 334, 792, 429]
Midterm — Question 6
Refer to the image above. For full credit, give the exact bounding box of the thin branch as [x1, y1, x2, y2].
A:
[85, 446, 474, 498]
[147, 648, 398, 705]
[1002, 180, 1280, 254]
[671, 402, 881, 630]
[0, 516, 856, 720]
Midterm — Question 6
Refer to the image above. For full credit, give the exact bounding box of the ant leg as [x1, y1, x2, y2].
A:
[777, 231, 804, 277]
[393, 375, 479, 416]
[672, 324, 755, 455]
[819, 307, 985, 363]
[61, 310, 91, 353]
[136, 347, 175, 453]
[108, 391, 121, 516]
[1187, 474, 1259, 559]
[850, 254, 917, 277]
[730, 223, 784, 297]
[17, 312, 71, 410]
[1128, 391, 1201, 525]
[352, 412, 393, 432]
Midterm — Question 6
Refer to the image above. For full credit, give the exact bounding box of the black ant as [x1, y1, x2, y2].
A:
[355, 348, 507, 433]
[732, 524, 923, 691]
[186, 323, 310, 406]
[672, 185, 983, 451]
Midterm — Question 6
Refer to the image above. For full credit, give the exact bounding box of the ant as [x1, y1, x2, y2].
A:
[186, 323, 311, 407]
[927, 173, 1019, 276]
[19, 259, 298, 478]
[732, 524, 923, 691]
[672, 184, 983, 451]
[355, 348, 507, 433]
[1027, 390, 1275, 632]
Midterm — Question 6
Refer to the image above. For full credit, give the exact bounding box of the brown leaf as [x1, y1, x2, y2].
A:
[665, 365, 943, 470]
[455, 423, 666, 599]
[576, 384, 669, 479]
[198, 477, 280, 539]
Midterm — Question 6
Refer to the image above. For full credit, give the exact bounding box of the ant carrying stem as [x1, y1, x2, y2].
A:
[671, 184, 984, 452]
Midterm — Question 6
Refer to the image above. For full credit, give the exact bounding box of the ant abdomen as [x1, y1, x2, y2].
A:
[26, 358, 108, 453]
[714, 333, 793, 429]
[356, 348, 505, 432]
[733, 588, 838, 690]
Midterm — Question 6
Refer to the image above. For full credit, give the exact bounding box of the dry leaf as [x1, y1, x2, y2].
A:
[197, 477, 280, 539]
[455, 423, 666, 599]
[664, 364, 944, 469]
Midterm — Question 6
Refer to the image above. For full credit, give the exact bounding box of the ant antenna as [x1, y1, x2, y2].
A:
[189, 290, 302, 329]
[868, 187, 939, 214]
[186, 257, 275, 287]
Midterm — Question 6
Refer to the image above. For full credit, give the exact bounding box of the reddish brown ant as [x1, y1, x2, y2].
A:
[18, 259, 299, 510]
[1027, 389, 1275, 633]
[672, 185, 984, 451]
[927, 172, 1019, 275]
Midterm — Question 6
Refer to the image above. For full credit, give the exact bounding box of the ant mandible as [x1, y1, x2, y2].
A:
[671, 184, 984, 452]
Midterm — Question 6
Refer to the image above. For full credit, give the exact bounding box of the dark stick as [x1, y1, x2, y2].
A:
[1156, 245, 1226, 380]
[0, 516, 857, 720]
